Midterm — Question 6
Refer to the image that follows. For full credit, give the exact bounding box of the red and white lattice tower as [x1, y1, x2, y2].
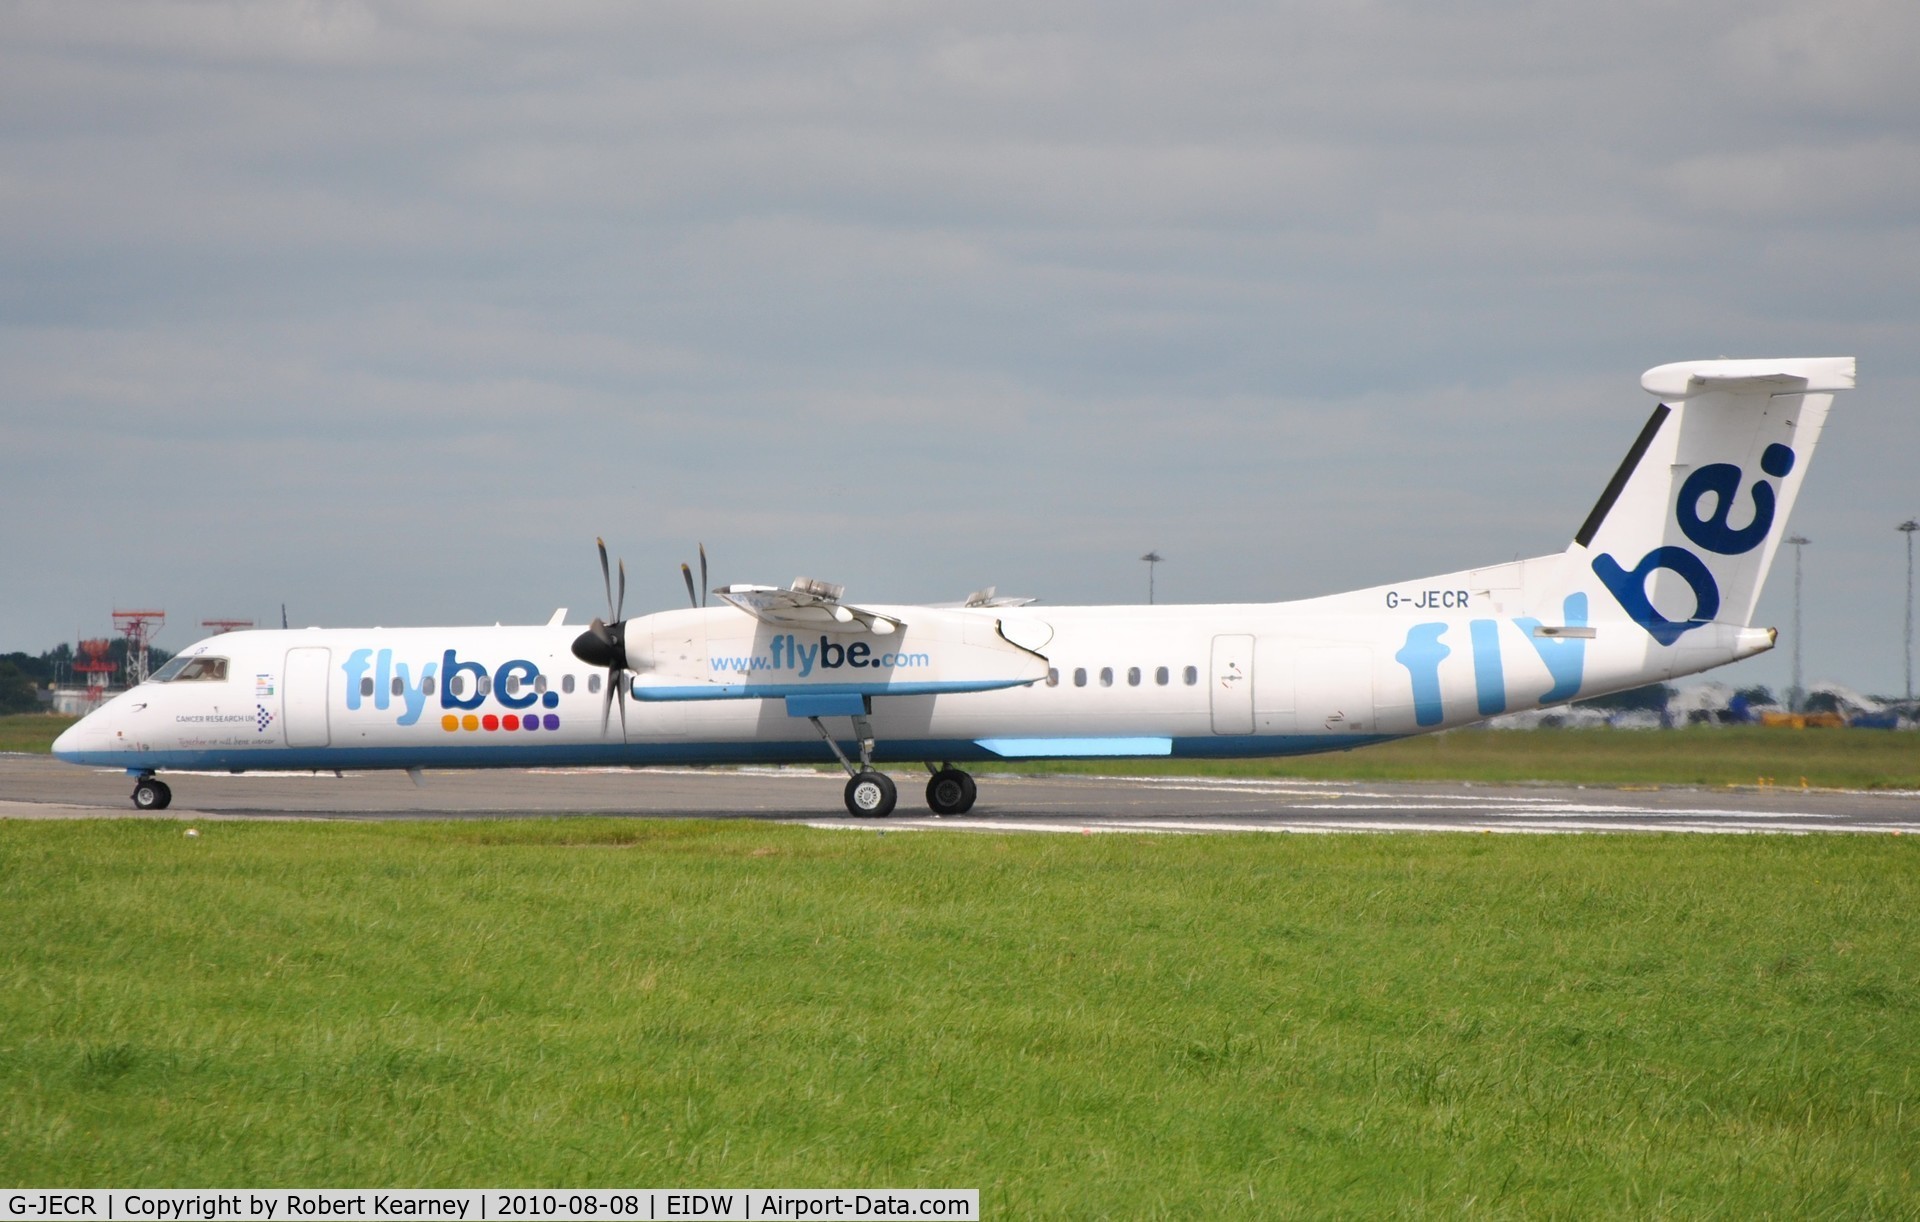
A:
[71, 639, 117, 708]
[200, 618, 254, 635]
[113, 609, 166, 686]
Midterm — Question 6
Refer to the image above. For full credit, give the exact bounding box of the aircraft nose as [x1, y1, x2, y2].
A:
[52, 714, 104, 761]
[51, 719, 84, 760]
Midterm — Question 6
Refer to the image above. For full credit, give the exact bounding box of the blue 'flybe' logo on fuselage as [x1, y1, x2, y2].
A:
[341, 648, 556, 726]
[1394, 594, 1589, 728]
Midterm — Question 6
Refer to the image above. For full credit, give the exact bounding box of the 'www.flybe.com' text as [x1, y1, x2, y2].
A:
[711, 634, 930, 678]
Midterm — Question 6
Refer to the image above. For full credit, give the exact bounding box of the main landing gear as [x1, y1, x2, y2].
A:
[805, 714, 976, 818]
[925, 765, 977, 816]
[131, 774, 173, 811]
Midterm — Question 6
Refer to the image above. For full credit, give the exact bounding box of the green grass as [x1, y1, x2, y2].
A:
[2, 820, 1916, 1214]
[0, 713, 73, 753]
[7, 711, 1918, 789]
[1007, 725, 1920, 790]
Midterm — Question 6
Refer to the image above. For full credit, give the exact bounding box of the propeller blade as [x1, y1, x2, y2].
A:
[616, 559, 627, 622]
[600, 669, 615, 734]
[588, 616, 612, 645]
[615, 675, 628, 737]
[699, 543, 709, 607]
[681, 562, 698, 608]
[597, 537, 614, 621]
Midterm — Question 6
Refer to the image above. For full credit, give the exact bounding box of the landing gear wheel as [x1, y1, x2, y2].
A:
[925, 768, 977, 816]
[132, 779, 172, 811]
[844, 771, 897, 818]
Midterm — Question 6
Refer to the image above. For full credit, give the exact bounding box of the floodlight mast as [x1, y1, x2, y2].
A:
[1900, 519, 1918, 705]
[112, 609, 166, 686]
[1141, 551, 1163, 605]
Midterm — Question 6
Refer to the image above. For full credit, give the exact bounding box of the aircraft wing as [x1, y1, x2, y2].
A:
[715, 579, 904, 635]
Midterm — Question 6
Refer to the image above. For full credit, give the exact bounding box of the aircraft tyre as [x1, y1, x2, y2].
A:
[925, 768, 976, 816]
[844, 771, 897, 818]
[132, 779, 172, 811]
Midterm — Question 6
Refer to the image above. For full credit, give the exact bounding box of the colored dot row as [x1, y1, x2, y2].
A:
[441, 713, 562, 733]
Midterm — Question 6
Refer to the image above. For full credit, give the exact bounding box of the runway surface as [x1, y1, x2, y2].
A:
[3, 753, 1916, 834]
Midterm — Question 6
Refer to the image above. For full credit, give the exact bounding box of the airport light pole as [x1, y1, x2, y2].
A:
[1141, 552, 1163, 605]
[1786, 534, 1810, 713]
[1900, 519, 1918, 705]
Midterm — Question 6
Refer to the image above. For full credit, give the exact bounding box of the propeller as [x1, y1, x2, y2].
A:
[680, 542, 710, 608]
[570, 537, 631, 735]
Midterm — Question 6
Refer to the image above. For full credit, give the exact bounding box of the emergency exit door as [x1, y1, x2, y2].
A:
[1210, 634, 1255, 734]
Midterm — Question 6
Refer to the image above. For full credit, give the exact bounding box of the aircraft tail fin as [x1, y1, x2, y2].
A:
[1568, 357, 1854, 645]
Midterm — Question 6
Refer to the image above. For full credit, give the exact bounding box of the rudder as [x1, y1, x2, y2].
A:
[1570, 357, 1855, 645]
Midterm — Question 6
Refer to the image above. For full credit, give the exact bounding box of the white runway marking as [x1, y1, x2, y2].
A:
[8, 757, 1917, 835]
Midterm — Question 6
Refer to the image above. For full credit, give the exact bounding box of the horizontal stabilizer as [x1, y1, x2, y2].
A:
[1641, 356, 1855, 398]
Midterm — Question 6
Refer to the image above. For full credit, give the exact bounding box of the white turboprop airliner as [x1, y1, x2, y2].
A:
[55, 357, 1854, 818]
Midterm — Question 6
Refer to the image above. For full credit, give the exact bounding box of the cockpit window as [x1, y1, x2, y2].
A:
[149, 657, 191, 682]
[151, 656, 229, 683]
[176, 656, 229, 681]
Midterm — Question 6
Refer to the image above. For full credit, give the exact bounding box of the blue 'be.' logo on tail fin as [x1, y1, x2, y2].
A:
[1593, 443, 1794, 645]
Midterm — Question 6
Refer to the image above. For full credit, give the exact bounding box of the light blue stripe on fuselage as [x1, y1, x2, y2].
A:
[56, 732, 1401, 774]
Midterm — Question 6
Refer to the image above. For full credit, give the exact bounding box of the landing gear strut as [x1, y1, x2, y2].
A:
[808, 712, 898, 818]
[805, 714, 978, 819]
[132, 775, 172, 811]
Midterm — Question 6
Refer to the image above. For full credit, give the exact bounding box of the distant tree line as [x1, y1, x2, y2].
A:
[0, 643, 175, 715]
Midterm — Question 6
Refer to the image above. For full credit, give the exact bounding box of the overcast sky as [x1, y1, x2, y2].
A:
[4, 0, 1916, 696]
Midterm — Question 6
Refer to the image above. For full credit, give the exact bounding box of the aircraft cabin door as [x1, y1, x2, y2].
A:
[1210, 634, 1255, 734]
[283, 647, 332, 748]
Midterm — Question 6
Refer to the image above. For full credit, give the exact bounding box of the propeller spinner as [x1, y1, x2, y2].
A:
[569, 537, 631, 734]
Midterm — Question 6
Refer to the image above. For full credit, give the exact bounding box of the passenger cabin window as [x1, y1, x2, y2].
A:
[588, 673, 602, 694]
[534, 675, 548, 695]
[1127, 667, 1141, 687]
[153, 656, 229, 682]
[563, 674, 576, 694]
[449, 675, 467, 698]
[360, 677, 375, 697]
[390, 677, 404, 697]
[1155, 666, 1169, 686]
[1046, 668, 1059, 687]
[477, 675, 492, 696]
[1073, 667, 1087, 688]
[505, 675, 522, 696]
[1099, 667, 1114, 687]
[422, 676, 435, 696]
[1184, 665, 1199, 685]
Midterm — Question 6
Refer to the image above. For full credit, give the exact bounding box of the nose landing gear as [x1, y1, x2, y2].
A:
[131, 775, 173, 811]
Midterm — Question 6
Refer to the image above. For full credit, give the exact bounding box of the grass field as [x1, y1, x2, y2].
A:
[1, 819, 1915, 1213]
[1007, 725, 1920, 790]
[7, 713, 1917, 789]
[0, 713, 72, 754]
